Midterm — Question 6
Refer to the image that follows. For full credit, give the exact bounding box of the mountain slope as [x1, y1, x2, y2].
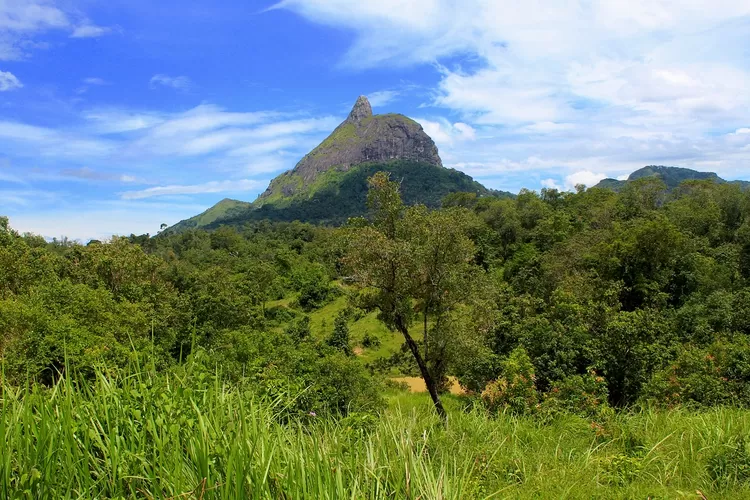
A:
[196, 160, 495, 228]
[595, 166, 750, 192]
[165, 96, 507, 233]
[166, 198, 252, 234]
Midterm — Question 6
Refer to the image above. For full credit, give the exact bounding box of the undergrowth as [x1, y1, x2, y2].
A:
[3, 359, 750, 499]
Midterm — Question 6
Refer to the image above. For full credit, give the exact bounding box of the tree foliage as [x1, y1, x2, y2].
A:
[2, 172, 750, 415]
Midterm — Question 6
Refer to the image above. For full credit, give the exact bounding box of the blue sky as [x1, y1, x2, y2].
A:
[1, 0, 750, 241]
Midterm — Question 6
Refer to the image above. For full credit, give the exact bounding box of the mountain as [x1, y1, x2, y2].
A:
[595, 165, 750, 192]
[165, 96, 509, 233]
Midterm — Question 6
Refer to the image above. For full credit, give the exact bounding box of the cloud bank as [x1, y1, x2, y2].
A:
[278, 0, 750, 189]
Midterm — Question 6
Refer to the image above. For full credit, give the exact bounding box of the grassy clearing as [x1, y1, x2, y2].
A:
[3, 362, 750, 499]
[277, 292, 407, 367]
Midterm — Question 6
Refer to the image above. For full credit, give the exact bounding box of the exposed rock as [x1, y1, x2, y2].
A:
[262, 96, 443, 192]
[347, 95, 373, 123]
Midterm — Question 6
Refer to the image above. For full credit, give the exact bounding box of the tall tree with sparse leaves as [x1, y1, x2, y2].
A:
[344, 172, 480, 418]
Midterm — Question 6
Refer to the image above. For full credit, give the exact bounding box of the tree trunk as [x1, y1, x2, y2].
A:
[423, 309, 429, 360]
[396, 317, 446, 420]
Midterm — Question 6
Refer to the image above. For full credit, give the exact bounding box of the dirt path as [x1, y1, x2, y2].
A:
[391, 376, 464, 395]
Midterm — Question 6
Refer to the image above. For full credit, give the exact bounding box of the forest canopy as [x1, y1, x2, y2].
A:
[2, 175, 750, 414]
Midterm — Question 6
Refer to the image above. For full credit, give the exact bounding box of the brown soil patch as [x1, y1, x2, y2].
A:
[391, 376, 464, 395]
[353, 346, 364, 356]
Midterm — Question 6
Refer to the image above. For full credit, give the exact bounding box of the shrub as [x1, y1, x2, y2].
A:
[208, 329, 381, 416]
[361, 332, 381, 349]
[542, 371, 610, 418]
[293, 264, 335, 311]
[604, 454, 644, 486]
[265, 305, 297, 324]
[481, 347, 538, 415]
[285, 316, 312, 342]
[640, 340, 750, 408]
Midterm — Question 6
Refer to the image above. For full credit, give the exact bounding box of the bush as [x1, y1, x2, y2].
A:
[640, 340, 750, 408]
[285, 316, 312, 342]
[542, 371, 610, 418]
[293, 264, 336, 311]
[208, 329, 381, 416]
[265, 305, 298, 324]
[481, 347, 538, 415]
[361, 332, 381, 349]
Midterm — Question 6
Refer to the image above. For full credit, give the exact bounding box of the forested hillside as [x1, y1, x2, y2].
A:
[3, 174, 750, 497]
[4, 175, 750, 407]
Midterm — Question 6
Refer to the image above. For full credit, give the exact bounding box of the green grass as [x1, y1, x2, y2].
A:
[306, 294, 412, 367]
[4, 361, 750, 499]
[269, 291, 427, 371]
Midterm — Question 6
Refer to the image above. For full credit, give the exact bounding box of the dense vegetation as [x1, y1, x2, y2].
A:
[167, 160, 510, 232]
[3, 173, 750, 497]
[4, 363, 750, 498]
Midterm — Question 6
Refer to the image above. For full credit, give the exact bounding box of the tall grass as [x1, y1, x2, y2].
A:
[3, 361, 750, 498]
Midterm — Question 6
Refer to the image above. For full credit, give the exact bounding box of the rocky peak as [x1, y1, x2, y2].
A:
[259, 94, 443, 198]
[346, 95, 373, 123]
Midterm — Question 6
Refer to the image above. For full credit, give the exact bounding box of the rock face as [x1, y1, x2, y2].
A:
[347, 95, 373, 123]
[262, 96, 442, 194]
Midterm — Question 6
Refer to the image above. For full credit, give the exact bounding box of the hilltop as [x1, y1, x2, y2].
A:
[165, 96, 508, 233]
[595, 165, 750, 191]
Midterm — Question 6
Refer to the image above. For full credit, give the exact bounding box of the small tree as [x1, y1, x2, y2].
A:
[245, 261, 276, 317]
[344, 172, 480, 419]
[285, 316, 311, 343]
[326, 311, 352, 356]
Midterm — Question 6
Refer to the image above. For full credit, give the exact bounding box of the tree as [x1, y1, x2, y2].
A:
[245, 261, 276, 317]
[326, 311, 352, 355]
[344, 172, 480, 418]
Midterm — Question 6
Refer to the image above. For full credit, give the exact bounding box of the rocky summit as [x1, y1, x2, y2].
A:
[163, 95, 502, 233]
[264, 95, 443, 194]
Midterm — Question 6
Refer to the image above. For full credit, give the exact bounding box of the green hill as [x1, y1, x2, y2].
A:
[595, 165, 750, 192]
[191, 160, 503, 229]
[164, 198, 251, 234]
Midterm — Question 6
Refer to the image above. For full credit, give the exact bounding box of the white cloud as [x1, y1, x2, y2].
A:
[520, 122, 575, 134]
[732, 128, 750, 135]
[416, 118, 476, 148]
[83, 77, 107, 85]
[0, 1, 109, 59]
[0, 69, 21, 90]
[121, 179, 266, 200]
[59, 167, 142, 184]
[0, 1, 69, 32]
[112, 105, 338, 162]
[83, 109, 165, 134]
[279, 0, 750, 190]
[0, 120, 114, 157]
[70, 24, 111, 38]
[0, 169, 25, 184]
[76, 76, 110, 95]
[541, 170, 607, 191]
[564, 170, 607, 190]
[367, 90, 400, 107]
[149, 74, 193, 91]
